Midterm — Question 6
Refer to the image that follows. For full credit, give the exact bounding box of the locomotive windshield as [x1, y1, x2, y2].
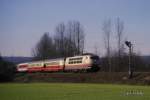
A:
[90, 55, 100, 65]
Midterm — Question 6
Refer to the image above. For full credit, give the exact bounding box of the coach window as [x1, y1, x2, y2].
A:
[73, 61, 76, 64]
[73, 61, 75, 64]
[74, 61, 76, 64]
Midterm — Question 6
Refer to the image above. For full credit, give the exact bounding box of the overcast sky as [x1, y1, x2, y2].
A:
[0, 0, 150, 57]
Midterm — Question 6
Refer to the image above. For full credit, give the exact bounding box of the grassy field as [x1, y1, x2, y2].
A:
[0, 83, 150, 100]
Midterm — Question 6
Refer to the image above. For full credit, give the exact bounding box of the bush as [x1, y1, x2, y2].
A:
[0, 56, 16, 82]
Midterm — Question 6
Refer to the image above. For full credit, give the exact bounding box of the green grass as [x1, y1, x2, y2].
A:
[0, 83, 150, 100]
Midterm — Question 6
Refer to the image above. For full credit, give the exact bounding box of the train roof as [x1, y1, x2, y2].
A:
[82, 53, 97, 56]
[18, 58, 64, 64]
[67, 55, 92, 59]
[43, 58, 64, 62]
[69, 53, 98, 57]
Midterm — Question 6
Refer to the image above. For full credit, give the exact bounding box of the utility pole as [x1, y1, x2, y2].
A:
[125, 41, 133, 78]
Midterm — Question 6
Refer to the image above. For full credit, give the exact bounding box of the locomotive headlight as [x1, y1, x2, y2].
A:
[84, 56, 88, 64]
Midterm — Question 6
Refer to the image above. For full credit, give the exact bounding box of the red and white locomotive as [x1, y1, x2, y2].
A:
[17, 54, 100, 72]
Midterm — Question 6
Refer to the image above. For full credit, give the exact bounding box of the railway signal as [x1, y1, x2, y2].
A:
[125, 41, 133, 78]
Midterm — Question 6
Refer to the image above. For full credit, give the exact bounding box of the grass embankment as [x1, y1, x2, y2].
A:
[0, 83, 150, 100]
[14, 72, 150, 85]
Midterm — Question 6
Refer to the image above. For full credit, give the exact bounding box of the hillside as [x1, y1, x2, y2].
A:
[3, 57, 32, 64]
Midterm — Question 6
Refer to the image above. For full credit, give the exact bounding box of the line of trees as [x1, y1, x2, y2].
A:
[32, 21, 85, 60]
[101, 18, 149, 72]
[32, 19, 149, 72]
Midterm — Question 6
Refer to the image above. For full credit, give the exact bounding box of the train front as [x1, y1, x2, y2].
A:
[89, 55, 101, 72]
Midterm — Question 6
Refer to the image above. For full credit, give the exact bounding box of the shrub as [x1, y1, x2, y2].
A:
[0, 56, 16, 82]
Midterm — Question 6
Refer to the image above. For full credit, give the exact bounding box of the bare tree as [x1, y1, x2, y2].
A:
[54, 21, 85, 57]
[66, 21, 85, 55]
[66, 21, 77, 56]
[102, 19, 112, 72]
[94, 44, 98, 55]
[116, 18, 124, 68]
[73, 21, 85, 55]
[94, 43, 101, 56]
[54, 23, 65, 57]
[32, 32, 56, 60]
